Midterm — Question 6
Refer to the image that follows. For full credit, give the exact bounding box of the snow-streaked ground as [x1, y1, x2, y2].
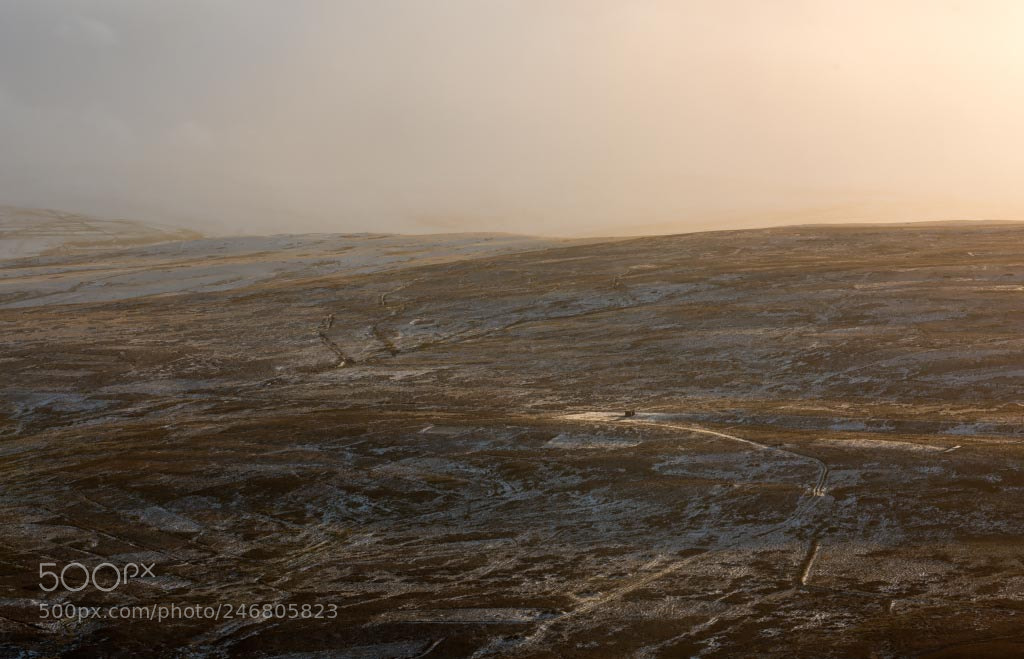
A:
[0, 206, 200, 260]
[0, 209, 592, 307]
[7, 217, 1024, 656]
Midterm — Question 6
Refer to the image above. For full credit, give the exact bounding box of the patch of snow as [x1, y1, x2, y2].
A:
[545, 433, 640, 449]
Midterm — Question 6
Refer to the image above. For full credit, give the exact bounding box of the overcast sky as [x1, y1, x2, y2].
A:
[3, 1, 1024, 235]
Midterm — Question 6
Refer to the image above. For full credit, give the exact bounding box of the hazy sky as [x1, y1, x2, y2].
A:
[3, 1, 1024, 235]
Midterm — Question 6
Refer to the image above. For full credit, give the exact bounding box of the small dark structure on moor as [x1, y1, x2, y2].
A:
[624, 410, 636, 418]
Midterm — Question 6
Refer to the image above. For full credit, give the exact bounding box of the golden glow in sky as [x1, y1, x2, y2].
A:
[3, 1, 1024, 234]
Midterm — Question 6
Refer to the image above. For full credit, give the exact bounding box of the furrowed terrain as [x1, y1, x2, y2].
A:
[3, 218, 1024, 657]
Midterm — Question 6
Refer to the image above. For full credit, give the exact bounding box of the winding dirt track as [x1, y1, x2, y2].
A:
[626, 420, 831, 498]
[489, 414, 833, 656]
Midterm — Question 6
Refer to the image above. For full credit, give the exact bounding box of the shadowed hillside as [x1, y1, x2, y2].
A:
[4, 222, 1024, 657]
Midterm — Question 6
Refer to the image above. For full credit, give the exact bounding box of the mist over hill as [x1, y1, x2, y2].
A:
[0, 206, 201, 260]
